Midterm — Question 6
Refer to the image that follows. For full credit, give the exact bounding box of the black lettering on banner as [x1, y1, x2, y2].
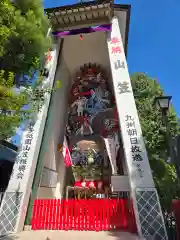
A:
[130, 137, 138, 144]
[126, 121, 135, 128]
[114, 60, 125, 70]
[125, 114, 144, 177]
[26, 133, 33, 139]
[28, 123, 34, 132]
[17, 172, 23, 179]
[20, 159, 27, 165]
[127, 129, 137, 136]
[23, 145, 31, 151]
[28, 127, 34, 133]
[125, 115, 134, 122]
[131, 145, 141, 153]
[117, 81, 131, 94]
[136, 163, 144, 178]
[22, 151, 28, 158]
[25, 138, 32, 145]
[133, 153, 143, 162]
[19, 165, 26, 172]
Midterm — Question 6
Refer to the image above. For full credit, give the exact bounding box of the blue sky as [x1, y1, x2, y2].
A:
[44, 0, 180, 117]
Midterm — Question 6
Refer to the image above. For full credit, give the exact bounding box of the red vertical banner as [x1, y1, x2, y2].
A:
[63, 147, 72, 167]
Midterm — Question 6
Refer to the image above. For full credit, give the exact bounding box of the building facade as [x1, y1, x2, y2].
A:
[0, 1, 168, 239]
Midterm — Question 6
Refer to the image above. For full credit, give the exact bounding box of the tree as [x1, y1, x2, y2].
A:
[0, 0, 50, 76]
[131, 73, 180, 214]
[0, 0, 53, 140]
[0, 68, 61, 140]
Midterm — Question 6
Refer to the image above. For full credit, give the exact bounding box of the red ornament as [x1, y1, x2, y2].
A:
[80, 34, 83, 40]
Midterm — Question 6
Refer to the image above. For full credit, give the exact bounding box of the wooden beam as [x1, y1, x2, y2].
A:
[53, 17, 110, 31]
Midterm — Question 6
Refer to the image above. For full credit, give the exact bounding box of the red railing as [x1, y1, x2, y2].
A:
[32, 199, 137, 232]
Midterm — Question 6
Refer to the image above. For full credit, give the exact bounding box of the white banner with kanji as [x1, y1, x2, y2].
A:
[107, 17, 154, 189]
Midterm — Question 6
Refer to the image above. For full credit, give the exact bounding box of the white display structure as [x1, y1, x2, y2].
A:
[107, 16, 168, 239]
[0, 42, 61, 235]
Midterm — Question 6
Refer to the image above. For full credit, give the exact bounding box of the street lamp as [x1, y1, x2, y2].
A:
[155, 96, 172, 115]
[155, 95, 172, 161]
[155, 96, 180, 178]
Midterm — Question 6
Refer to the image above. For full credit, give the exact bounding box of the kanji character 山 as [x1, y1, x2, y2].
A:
[114, 60, 125, 70]
[23, 145, 31, 151]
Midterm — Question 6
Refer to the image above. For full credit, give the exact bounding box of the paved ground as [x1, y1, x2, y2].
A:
[0, 231, 144, 240]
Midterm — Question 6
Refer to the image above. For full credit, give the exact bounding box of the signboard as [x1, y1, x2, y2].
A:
[107, 16, 167, 239]
[0, 42, 61, 235]
[107, 18, 154, 189]
[7, 49, 57, 192]
[63, 138, 72, 167]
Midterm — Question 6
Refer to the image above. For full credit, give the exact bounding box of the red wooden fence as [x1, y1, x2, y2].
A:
[32, 199, 137, 232]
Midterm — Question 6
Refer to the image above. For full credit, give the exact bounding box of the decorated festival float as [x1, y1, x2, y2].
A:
[0, 1, 169, 239]
[65, 63, 123, 199]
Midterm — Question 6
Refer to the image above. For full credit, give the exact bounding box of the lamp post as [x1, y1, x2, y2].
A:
[155, 96, 172, 161]
[155, 96, 172, 115]
[155, 96, 180, 177]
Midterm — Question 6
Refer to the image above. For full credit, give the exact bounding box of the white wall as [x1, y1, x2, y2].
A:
[37, 49, 71, 199]
[38, 17, 129, 199]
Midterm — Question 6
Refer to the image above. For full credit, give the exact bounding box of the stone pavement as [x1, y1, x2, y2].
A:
[0, 231, 144, 240]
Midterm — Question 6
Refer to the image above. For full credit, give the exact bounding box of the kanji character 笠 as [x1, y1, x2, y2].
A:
[117, 81, 131, 94]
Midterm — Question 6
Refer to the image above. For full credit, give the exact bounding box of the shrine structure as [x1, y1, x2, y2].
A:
[0, 1, 168, 239]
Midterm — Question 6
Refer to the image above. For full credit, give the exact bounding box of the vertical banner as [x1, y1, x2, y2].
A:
[104, 137, 117, 175]
[107, 16, 167, 239]
[0, 43, 61, 235]
[63, 137, 72, 167]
